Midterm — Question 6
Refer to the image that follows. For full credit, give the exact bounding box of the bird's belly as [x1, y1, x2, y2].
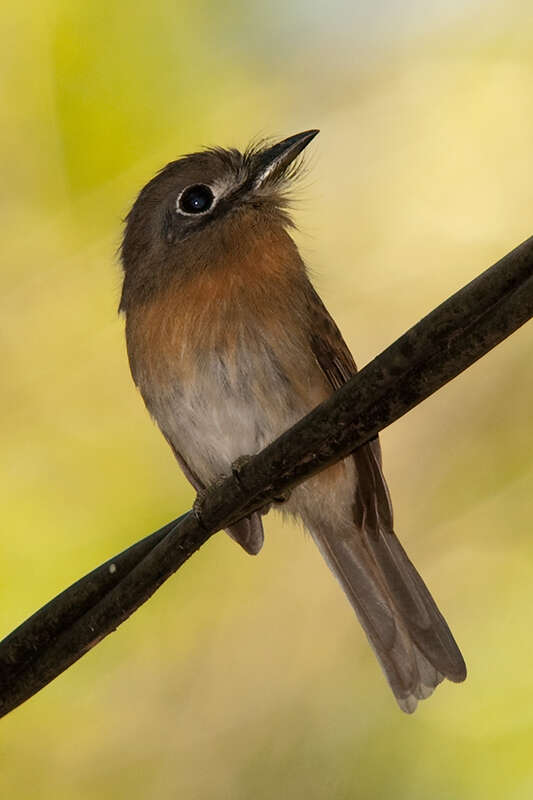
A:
[146, 343, 319, 487]
[141, 338, 357, 533]
[167, 377, 277, 484]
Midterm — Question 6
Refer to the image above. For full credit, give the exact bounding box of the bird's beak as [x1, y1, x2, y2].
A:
[253, 129, 319, 188]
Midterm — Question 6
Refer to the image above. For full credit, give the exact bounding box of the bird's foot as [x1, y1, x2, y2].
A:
[192, 487, 208, 527]
[273, 487, 292, 505]
[231, 455, 291, 509]
[231, 455, 253, 491]
[193, 473, 228, 527]
[262, 488, 292, 514]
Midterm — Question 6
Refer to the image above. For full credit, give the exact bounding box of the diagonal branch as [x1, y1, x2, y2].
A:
[1, 236, 532, 718]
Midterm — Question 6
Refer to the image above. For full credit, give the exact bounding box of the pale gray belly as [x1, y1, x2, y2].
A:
[144, 344, 312, 485]
[141, 340, 357, 531]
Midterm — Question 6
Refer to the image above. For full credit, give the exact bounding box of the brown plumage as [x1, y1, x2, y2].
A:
[120, 130, 466, 711]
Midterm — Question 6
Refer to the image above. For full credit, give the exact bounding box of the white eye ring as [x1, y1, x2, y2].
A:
[176, 184, 215, 216]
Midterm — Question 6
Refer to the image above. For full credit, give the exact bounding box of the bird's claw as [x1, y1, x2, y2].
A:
[273, 488, 291, 504]
[193, 474, 229, 525]
[232, 455, 291, 506]
[231, 455, 253, 490]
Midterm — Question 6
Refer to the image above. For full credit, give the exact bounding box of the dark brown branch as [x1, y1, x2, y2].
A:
[1, 236, 532, 718]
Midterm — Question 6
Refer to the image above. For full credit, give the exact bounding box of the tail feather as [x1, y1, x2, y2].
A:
[226, 513, 264, 555]
[366, 531, 466, 682]
[311, 523, 465, 713]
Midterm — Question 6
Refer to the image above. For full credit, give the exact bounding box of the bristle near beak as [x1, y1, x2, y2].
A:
[252, 129, 319, 189]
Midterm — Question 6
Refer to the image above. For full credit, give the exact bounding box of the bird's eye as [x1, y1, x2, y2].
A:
[177, 184, 214, 215]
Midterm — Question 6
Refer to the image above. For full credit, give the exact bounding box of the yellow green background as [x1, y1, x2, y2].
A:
[1, 1, 533, 797]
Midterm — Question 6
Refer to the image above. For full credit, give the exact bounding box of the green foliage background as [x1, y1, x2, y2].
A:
[1, 1, 533, 797]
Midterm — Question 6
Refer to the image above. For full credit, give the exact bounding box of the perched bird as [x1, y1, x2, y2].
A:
[120, 130, 466, 712]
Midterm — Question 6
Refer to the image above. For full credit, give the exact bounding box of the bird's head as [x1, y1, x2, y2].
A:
[120, 130, 318, 309]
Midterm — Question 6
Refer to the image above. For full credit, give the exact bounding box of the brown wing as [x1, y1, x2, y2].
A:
[166, 436, 264, 556]
[305, 284, 465, 711]
[305, 284, 394, 527]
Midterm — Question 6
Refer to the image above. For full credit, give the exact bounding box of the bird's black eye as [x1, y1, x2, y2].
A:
[178, 184, 214, 215]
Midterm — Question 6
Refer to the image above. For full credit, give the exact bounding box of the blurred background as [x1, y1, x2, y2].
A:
[1, 0, 533, 797]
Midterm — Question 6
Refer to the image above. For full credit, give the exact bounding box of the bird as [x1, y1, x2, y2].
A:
[119, 129, 466, 712]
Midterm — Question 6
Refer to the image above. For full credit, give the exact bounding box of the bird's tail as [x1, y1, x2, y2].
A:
[310, 521, 466, 713]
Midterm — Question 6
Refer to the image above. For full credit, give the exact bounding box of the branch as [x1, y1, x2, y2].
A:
[1, 236, 532, 718]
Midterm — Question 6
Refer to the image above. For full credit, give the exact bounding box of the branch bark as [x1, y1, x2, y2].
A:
[1, 236, 532, 718]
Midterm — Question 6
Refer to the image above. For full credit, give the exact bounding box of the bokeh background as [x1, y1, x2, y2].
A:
[1, 0, 533, 797]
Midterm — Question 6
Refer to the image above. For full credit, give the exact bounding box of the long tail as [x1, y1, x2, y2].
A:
[311, 519, 466, 712]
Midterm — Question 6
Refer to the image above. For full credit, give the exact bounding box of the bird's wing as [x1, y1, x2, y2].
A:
[305, 284, 465, 711]
[166, 437, 264, 556]
[305, 285, 394, 526]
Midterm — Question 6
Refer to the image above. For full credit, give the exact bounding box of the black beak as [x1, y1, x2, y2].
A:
[253, 129, 319, 188]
